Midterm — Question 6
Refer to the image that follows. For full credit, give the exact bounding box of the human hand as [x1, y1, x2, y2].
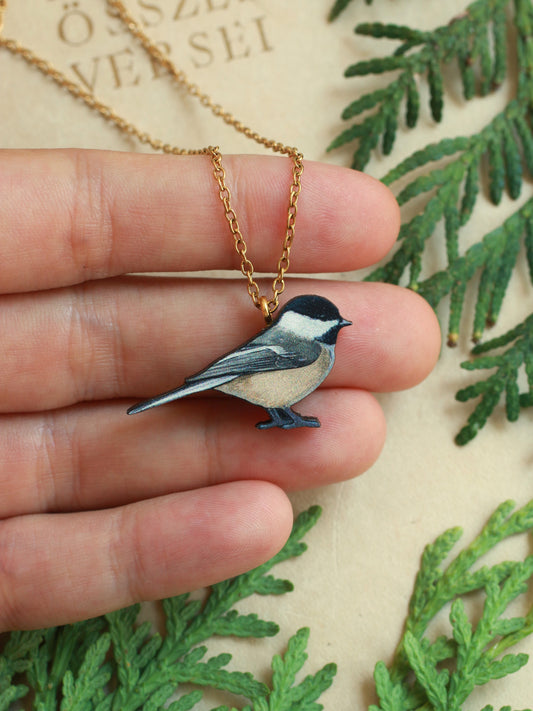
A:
[0, 149, 440, 630]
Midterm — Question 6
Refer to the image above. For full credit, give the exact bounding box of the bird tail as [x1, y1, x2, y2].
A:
[127, 375, 234, 415]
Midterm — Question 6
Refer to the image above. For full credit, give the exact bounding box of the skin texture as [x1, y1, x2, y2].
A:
[0, 149, 441, 631]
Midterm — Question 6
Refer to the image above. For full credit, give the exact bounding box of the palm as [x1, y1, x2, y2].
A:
[0, 149, 440, 630]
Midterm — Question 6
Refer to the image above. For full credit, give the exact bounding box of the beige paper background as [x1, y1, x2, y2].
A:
[1, 1, 533, 708]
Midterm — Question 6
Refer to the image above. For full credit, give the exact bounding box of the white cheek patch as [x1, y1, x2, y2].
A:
[278, 312, 337, 339]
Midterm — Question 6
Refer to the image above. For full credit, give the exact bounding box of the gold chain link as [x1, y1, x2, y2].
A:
[0, 0, 303, 322]
[209, 146, 303, 321]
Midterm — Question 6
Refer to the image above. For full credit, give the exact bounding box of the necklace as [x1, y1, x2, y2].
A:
[0, 0, 351, 429]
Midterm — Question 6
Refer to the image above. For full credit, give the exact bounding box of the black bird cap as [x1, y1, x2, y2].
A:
[279, 294, 349, 324]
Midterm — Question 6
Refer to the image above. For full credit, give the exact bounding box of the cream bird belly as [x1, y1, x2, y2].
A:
[215, 348, 333, 408]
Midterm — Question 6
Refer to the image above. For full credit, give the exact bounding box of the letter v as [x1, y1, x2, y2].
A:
[70, 57, 100, 92]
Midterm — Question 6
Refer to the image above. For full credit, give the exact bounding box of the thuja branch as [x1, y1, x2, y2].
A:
[328, 0, 533, 443]
[455, 314, 533, 445]
[328, 0, 509, 169]
[417, 195, 533, 345]
[0, 507, 336, 711]
[328, 0, 373, 22]
[365, 102, 533, 344]
[370, 500, 533, 711]
[373, 122, 533, 443]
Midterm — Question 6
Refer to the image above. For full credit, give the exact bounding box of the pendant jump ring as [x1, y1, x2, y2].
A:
[259, 296, 272, 324]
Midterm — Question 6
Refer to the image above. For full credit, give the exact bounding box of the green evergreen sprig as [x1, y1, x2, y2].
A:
[328, 0, 509, 170]
[330, 0, 533, 443]
[0, 507, 335, 711]
[0, 630, 42, 709]
[328, 0, 373, 22]
[370, 499, 533, 711]
[5, 498, 533, 711]
[455, 314, 533, 445]
[364, 106, 533, 346]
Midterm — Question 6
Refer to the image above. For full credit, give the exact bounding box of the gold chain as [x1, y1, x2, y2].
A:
[210, 146, 303, 321]
[0, 0, 303, 322]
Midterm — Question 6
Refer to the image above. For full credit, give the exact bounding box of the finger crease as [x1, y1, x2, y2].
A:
[107, 511, 131, 603]
[68, 151, 115, 280]
[109, 295, 127, 397]
[67, 291, 91, 403]
[0, 519, 29, 631]
[66, 414, 85, 512]
[110, 508, 146, 604]
[36, 416, 60, 512]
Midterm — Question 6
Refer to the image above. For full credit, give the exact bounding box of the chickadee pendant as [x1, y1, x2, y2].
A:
[127, 295, 351, 429]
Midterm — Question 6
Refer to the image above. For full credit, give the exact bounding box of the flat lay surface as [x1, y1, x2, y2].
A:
[1, 1, 532, 708]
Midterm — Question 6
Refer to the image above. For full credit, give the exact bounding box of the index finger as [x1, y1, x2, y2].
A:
[0, 149, 399, 293]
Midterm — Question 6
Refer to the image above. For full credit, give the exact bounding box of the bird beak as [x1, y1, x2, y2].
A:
[340, 318, 352, 328]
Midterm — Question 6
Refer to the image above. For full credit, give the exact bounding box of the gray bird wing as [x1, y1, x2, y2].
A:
[185, 336, 320, 383]
[127, 331, 320, 415]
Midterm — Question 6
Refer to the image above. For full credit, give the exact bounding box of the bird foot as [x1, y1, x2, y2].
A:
[255, 408, 321, 430]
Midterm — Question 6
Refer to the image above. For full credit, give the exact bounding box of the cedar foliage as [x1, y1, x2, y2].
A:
[5, 497, 533, 711]
[0, 508, 337, 711]
[369, 499, 533, 711]
[329, 0, 533, 444]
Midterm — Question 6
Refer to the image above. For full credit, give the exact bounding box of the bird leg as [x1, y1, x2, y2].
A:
[255, 407, 321, 430]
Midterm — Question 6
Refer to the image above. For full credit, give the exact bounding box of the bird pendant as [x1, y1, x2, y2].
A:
[127, 294, 351, 429]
